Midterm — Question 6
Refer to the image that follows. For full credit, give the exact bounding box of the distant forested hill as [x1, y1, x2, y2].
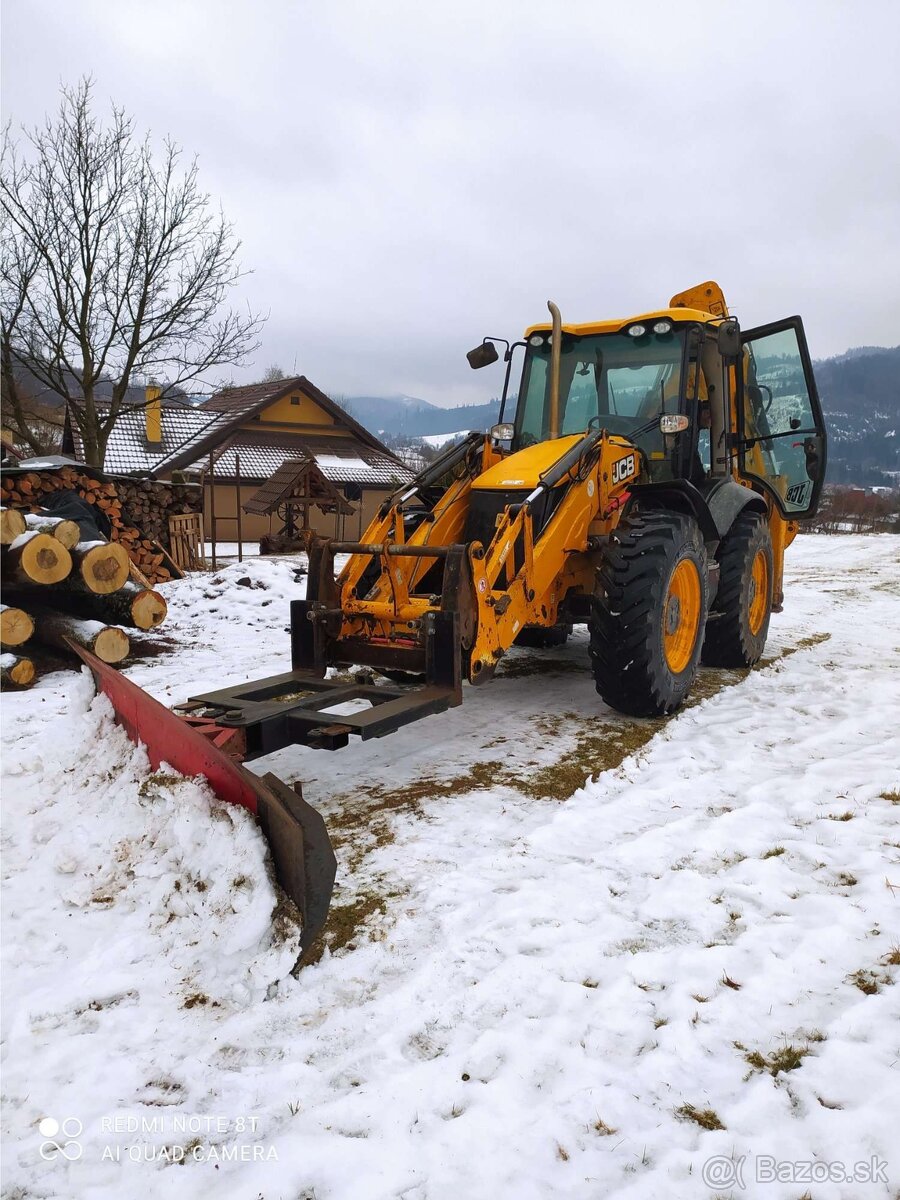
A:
[813, 347, 899, 485]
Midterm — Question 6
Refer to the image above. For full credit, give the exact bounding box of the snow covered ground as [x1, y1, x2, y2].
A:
[2, 535, 899, 1200]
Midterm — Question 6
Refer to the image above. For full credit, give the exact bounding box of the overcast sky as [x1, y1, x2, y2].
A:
[3, 0, 899, 407]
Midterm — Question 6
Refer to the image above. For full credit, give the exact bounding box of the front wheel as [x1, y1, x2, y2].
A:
[701, 510, 773, 668]
[589, 510, 708, 716]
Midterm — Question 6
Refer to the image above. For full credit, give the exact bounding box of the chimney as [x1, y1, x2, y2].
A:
[145, 386, 162, 445]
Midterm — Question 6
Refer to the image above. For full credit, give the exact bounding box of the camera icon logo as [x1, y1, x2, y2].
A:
[39, 1117, 83, 1162]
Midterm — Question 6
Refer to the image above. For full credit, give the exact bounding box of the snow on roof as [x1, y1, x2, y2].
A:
[68, 404, 228, 475]
[314, 453, 375, 473]
[186, 431, 413, 487]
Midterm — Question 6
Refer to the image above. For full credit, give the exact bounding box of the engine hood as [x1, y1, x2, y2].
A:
[472, 435, 584, 491]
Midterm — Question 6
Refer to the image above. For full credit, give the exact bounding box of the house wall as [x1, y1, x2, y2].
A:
[202, 482, 387, 546]
[258, 392, 338, 426]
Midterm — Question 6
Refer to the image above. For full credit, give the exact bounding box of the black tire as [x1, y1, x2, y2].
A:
[702, 510, 773, 668]
[589, 510, 708, 716]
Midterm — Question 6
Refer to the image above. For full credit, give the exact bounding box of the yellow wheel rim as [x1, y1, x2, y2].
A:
[663, 559, 702, 674]
[748, 549, 769, 635]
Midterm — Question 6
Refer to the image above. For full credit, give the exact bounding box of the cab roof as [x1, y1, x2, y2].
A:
[524, 306, 724, 339]
[524, 281, 730, 339]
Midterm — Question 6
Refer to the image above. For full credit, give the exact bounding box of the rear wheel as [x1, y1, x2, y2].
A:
[589, 510, 708, 716]
[701, 510, 773, 667]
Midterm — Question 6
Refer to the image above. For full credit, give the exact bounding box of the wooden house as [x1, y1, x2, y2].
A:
[66, 377, 414, 544]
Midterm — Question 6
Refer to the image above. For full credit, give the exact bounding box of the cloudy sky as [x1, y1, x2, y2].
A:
[3, 0, 899, 407]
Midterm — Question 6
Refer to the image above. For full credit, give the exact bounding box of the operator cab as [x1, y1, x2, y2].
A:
[515, 319, 695, 482]
[467, 287, 828, 519]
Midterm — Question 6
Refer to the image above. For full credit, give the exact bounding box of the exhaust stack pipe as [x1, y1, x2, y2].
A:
[547, 300, 562, 438]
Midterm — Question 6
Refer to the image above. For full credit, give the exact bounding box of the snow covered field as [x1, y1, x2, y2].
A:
[2, 535, 899, 1200]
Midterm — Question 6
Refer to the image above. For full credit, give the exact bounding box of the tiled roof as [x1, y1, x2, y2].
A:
[64, 376, 412, 488]
[199, 379, 300, 412]
[68, 403, 228, 475]
[190, 430, 413, 486]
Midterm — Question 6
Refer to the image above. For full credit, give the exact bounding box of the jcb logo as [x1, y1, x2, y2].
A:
[612, 454, 635, 484]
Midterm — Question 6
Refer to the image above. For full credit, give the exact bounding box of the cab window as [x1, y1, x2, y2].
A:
[738, 319, 826, 517]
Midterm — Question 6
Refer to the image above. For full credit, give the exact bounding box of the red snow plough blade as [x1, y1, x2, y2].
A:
[69, 641, 336, 957]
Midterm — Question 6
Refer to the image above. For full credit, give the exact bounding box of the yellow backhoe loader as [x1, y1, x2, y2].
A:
[75, 281, 827, 951]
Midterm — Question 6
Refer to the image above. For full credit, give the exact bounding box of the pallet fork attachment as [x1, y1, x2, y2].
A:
[68, 640, 337, 957]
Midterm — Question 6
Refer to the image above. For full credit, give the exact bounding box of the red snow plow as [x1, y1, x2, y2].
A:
[70, 643, 337, 956]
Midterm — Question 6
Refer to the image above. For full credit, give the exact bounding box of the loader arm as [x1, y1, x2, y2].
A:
[295, 425, 639, 687]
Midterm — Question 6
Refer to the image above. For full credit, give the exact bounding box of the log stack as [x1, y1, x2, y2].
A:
[1, 518, 169, 690]
[0, 466, 202, 585]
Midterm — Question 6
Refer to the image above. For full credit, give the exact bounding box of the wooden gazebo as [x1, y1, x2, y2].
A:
[242, 456, 353, 542]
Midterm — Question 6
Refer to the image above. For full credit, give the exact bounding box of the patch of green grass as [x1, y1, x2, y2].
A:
[675, 1104, 725, 1131]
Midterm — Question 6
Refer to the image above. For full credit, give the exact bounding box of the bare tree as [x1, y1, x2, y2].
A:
[260, 364, 286, 383]
[0, 79, 263, 466]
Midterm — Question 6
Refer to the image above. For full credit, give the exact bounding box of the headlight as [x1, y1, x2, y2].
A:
[660, 414, 690, 433]
[626, 323, 646, 338]
[528, 333, 546, 347]
[652, 320, 673, 334]
[491, 422, 515, 441]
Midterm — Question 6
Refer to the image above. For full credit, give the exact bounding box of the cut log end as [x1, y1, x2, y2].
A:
[33, 612, 131, 664]
[131, 589, 168, 630]
[1, 507, 27, 545]
[4, 533, 73, 585]
[1, 654, 36, 688]
[92, 626, 130, 664]
[0, 605, 35, 648]
[74, 542, 130, 594]
[24, 514, 81, 549]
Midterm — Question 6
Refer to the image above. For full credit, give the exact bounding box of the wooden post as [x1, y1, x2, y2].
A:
[235, 451, 243, 563]
[208, 450, 217, 570]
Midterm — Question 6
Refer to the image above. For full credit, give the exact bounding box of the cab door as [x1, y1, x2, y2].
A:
[736, 317, 827, 517]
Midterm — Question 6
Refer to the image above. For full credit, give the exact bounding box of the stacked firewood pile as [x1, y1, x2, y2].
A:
[1, 504, 168, 690]
[0, 466, 201, 584]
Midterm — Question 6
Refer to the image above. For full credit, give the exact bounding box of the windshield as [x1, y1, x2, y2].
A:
[515, 328, 686, 464]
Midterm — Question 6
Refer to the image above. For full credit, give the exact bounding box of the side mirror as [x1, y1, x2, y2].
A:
[660, 414, 690, 433]
[466, 341, 500, 370]
[717, 319, 741, 359]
